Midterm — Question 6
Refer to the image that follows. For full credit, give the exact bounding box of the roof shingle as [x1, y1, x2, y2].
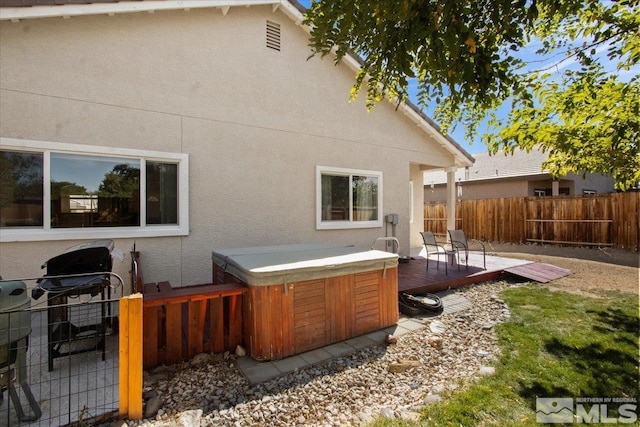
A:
[424, 148, 550, 185]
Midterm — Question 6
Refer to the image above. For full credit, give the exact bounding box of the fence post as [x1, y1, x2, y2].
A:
[119, 293, 143, 420]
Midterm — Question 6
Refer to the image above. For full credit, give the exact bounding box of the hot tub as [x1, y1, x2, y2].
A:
[212, 243, 398, 360]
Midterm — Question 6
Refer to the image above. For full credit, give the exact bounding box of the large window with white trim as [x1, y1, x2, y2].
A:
[316, 166, 383, 229]
[0, 138, 188, 241]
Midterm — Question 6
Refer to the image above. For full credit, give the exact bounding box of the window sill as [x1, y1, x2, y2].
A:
[316, 221, 382, 230]
[0, 226, 188, 243]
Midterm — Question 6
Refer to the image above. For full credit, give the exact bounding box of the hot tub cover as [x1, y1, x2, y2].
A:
[212, 243, 398, 286]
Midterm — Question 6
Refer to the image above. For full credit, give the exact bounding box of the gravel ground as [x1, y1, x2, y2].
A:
[130, 282, 512, 427]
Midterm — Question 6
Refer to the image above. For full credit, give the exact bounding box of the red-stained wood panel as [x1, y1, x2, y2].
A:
[245, 284, 294, 360]
[294, 308, 326, 326]
[142, 306, 159, 369]
[293, 279, 327, 354]
[187, 300, 206, 357]
[377, 267, 399, 327]
[242, 289, 253, 358]
[354, 271, 381, 335]
[328, 274, 355, 343]
[269, 285, 285, 359]
[164, 303, 182, 364]
[280, 284, 295, 360]
[209, 297, 224, 353]
[227, 294, 244, 350]
[248, 286, 267, 360]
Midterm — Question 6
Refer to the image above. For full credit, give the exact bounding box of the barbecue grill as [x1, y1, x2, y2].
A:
[34, 240, 117, 371]
[0, 280, 41, 421]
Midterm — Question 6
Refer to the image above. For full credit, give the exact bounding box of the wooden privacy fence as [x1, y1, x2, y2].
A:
[424, 192, 639, 250]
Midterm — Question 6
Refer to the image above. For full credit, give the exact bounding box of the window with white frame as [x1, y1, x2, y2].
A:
[316, 166, 382, 229]
[0, 138, 188, 242]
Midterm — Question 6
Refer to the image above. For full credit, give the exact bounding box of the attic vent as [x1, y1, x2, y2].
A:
[266, 20, 281, 51]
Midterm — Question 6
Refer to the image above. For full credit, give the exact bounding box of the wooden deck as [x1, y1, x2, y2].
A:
[398, 250, 532, 294]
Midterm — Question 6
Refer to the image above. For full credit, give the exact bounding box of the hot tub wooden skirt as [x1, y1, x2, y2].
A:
[214, 264, 398, 360]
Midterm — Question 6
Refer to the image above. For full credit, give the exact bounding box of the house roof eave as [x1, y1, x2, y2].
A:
[400, 99, 475, 167]
[425, 171, 555, 186]
[0, 0, 283, 20]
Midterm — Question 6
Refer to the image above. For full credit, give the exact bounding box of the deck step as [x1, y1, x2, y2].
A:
[504, 262, 572, 283]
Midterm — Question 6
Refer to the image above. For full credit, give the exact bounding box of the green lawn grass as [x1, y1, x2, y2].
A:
[372, 285, 639, 426]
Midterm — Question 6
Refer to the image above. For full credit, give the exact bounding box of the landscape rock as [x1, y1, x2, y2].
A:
[388, 359, 421, 373]
[424, 394, 442, 405]
[234, 345, 247, 357]
[385, 334, 398, 345]
[176, 409, 202, 427]
[431, 384, 446, 394]
[478, 366, 496, 376]
[427, 335, 444, 349]
[144, 396, 163, 419]
[190, 353, 212, 366]
[429, 320, 447, 333]
[357, 412, 374, 423]
[379, 407, 395, 419]
[143, 389, 158, 401]
[152, 365, 177, 376]
[399, 410, 422, 422]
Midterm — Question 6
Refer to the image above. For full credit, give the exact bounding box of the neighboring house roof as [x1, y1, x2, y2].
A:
[0, 0, 475, 168]
[423, 148, 551, 185]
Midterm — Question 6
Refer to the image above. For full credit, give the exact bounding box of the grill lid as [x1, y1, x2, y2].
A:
[42, 240, 114, 276]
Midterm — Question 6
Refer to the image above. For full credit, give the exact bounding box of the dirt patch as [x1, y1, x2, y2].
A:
[486, 242, 638, 296]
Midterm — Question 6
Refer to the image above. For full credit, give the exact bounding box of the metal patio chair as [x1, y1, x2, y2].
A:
[447, 229, 486, 270]
[420, 231, 457, 275]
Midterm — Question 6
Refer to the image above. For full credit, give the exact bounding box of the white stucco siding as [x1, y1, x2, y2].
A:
[0, 90, 184, 153]
[0, 6, 458, 286]
[459, 180, 531, 200]
[565, 173, 615, 194]
[180, 115, 419, 284]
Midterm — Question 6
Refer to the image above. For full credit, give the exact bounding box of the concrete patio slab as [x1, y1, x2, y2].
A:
[235, 292, 475, 384]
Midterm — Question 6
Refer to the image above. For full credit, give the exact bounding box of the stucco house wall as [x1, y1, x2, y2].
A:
[424, 150, 615, 202]
[561, 172, 616, 195]
[425, 179, 531, 202]
[0, 2, 471, 286]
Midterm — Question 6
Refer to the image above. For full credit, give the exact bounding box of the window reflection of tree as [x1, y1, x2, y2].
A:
[52, 163, 140, 228]
[352, 176, 378, 221]
[0, 151, 43, 227]
[321, 175, 349, 221]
